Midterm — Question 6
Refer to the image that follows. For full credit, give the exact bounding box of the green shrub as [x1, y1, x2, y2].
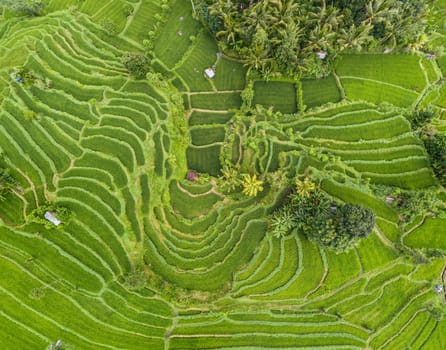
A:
[423, 134, 446, 185]
[100, 18, 117, 35]
[0, 0, 47, 16]
[121, 52, 151, 79]
[124, 269, 147, 290]
[0, 165, 16, 200]
[27, 202, 73, 229]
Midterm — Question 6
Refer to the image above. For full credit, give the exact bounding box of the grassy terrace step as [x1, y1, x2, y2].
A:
[187, 144, 222, 175]
[0, 123, 46, 190]
[301, 115, 411, 141]
[285, 109, 396, 131]
[258, 235, 325, 300]
[0, 226, 104, 292]
[404, 218, 446, 249]
[83, 125, 146, 165]
[169, 180, 223, 219]
[188, 110, 234, 126]
[0, 255, 164, 349]
[144, 217, 267, 291]
[57, 177, 122, 215]
[123, 0, 162, 42]
[151, 206, 264, 269]
[156, 205, 218, 235]
[35, 37, 126, 89]
[153, 0, 201, 69]
[190, 92, 243, 110]
[174, 31, 220, 92]
[340, 77, 419, 107]
[302, 74, 342, 108]
[336, 54, 426, 91]
[253, 81, 297, 114]
[190, 125, 226, 146]
[81, 135, 137, 172]
[235, 236, 300, 297]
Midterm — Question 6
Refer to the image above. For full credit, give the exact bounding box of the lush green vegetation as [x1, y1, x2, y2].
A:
[196, 0, 433, 77]
[0, 0, 445, 349]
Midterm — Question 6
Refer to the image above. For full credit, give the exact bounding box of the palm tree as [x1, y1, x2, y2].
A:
[271, 207, 294, 238]
[212, 0, 240, 46]
[220, 165, 240, 192]
[241, 174, 264, 197]
[338, 23, 373, 52]
[295, 176, 316, 198]
[364, 0, 397, 26]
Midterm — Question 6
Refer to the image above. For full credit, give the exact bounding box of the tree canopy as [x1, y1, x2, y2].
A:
[196, 0, 433, 77]
[0, 0, 47, 17]
[271, 186, 375, 252]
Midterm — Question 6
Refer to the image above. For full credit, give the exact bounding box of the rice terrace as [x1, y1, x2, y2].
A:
[1, 0, 446, 349]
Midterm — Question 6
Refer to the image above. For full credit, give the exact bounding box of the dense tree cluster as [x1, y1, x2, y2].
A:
[271, 179, 375, 252]
[121, 52, 151, 79]
[0, 0, 47, 16]
[0, 166, 16, 201]
[423, 134, 446, 186]
[196, 0, 433, 77]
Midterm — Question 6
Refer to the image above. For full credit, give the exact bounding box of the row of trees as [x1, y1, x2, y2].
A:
[0, 165, 16, 201]
[424, 134, 446, 186]
[196, 0, 433, 77]
[0, 0, 47, 16]
[407, 107, 446, 186]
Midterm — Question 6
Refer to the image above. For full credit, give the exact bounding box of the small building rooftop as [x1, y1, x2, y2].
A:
[316, 51, 327, 60]
[45, 211, 61, 226]
[204, 67, 215, 79]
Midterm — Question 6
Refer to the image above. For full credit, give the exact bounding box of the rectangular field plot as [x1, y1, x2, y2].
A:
[175, 32, 219, 91]
[47, 0, 78, 11]
[186, 145, 222, 176]
[153, 0, 201, 68]
[341, 77, 418, 107]
[188, 111, 233, 126]
[437, 55, 446, 76]
[404, 218, 446, 250]
[253, 81, 297, 114]
[122, 0, 161, 42]
[302, 75, 341, 108]
[213, 58, 247, 91]
[190, 92, 242, 110]
[302, 115, 411, 141]
[337, 54, 426, 91]
[190, 125, 226, 146]
[91, 0, 129, 33]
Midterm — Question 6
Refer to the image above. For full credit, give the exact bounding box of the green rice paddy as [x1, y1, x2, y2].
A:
[0, 0, 445, 349]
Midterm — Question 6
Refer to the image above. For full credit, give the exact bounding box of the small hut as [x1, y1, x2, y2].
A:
[385, 196, 395, 204]
[316, 50, 327, 60]
[44, 211, 61, 226]
[434, 285, 443, 294]
[204, 67, 215, 79]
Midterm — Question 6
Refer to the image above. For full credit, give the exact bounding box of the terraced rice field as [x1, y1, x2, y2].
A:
[0, 0, 445, 349]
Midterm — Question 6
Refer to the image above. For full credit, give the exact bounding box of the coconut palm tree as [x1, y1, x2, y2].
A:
[295, 176, 316, 198]
[241, 174, 264, 197]
[220, 165, 241, 192]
